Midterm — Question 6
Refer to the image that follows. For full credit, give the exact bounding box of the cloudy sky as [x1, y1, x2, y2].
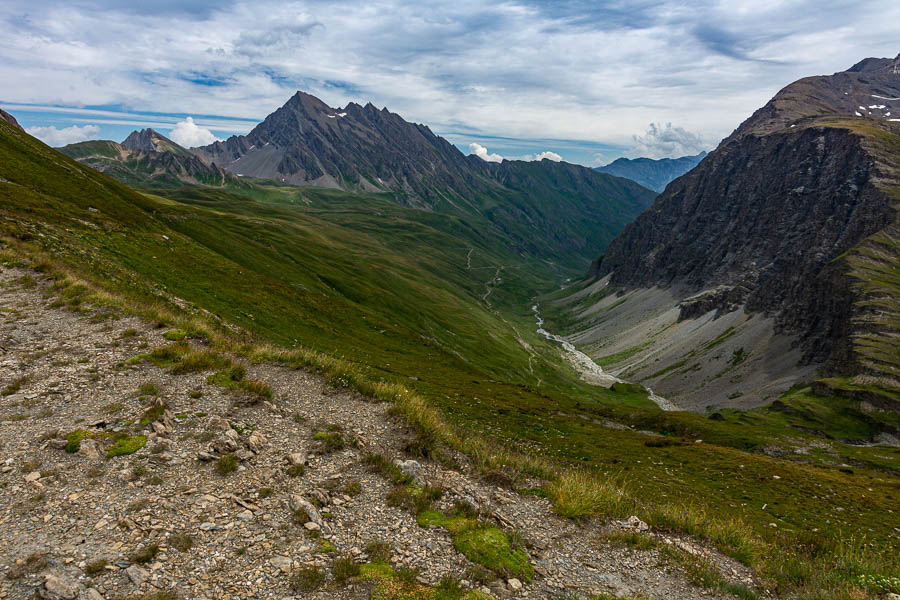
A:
[1, 1, 898, 166]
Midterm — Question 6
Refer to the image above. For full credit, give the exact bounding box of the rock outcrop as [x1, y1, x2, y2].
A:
[594, 54, 900, 380]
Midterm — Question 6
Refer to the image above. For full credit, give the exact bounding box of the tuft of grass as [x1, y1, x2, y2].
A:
[343, 479, 362, 497]
[130, 544, 159, 564]
[363, 453, 412, 485]
[215, 453, 238, 475]
[547, 469, 627, 520]
[169, 533, 193, 552]
[162, 329, 189, 341]
[366, 540, 392, 563]
[1, 374, 30, 396]
[84, 559, 107, 575]
[285, 464, 305, 478]
[6, 552, 48, 580]
[138, 382, 161, 396]
[290, 566, 324, 592]
[313, 430, 345, 453]
[258, 487, 274, 498]
[332, 555, 361, 584]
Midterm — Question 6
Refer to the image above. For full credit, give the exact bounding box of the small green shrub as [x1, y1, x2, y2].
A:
[139, 382, 161, 396]
[366, 540, 392, 563]
[130, 544, 159, 564]
[215, 453, 238, 475]
[313, 431, 345, 453]
[332, 555, 361, 584]
[286, 464, 305, 478]
[84, 559, 107, 575]
[170, 533, 193, 552]
[290, 566, 324, 592]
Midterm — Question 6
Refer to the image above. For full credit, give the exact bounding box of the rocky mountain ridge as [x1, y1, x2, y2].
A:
[589, 53, 900, 402]
[594, 152, 707, 192]
[59, 132, 242, 190]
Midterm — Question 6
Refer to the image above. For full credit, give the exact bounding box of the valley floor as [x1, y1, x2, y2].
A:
[0, 268, 759, 599]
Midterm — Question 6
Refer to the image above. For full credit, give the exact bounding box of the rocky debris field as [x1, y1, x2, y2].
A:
[0, 267, 757, 600]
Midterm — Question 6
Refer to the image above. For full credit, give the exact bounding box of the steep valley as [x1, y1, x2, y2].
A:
[2, 57, 900, 600]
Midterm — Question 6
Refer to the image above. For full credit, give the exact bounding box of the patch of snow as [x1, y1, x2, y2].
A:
[855, 111, 862, 116]
[337, 112, 347, 117]
[326, 115, 336, 118]
[859, 106, 867, 111]
[869, 104, 886, 109]
[790, 124, 796, 128]
[237, 173, 244, 177]
[248, 145, 255, 149]
[890, 119, 900, 122]
[872, 94, 900, 100]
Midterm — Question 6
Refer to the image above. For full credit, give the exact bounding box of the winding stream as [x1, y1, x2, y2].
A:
[532, 304, 678, 411]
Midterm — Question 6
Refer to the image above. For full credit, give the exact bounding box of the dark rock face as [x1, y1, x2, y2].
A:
[595, 152, 706, 192]
[122, 128, 162, 152]
[0, 109, 23, 131]
[193, 91, 481, 203]
[596, 54, 900, 369]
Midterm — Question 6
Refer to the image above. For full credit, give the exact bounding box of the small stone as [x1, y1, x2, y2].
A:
[25, 471, 41, 482]
[125, 565, 149, 585]
[40, 573, 79, 600]
[247, 432, 266, 454]
[80, 589, 103, 600]
[303, 521, 320, 531]
[392, 459, 427, 486]
[200, 522, 217, 531]
[625, 515, 649, 531]
[237, 510, 253, 521]
[270, 556, 292, 573]
[77, 439, 101, 460]
[507, 578, 523, 592]
[287, 453, 304, 466]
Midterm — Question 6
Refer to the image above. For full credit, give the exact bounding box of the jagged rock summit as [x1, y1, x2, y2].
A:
[122, 128, 192, 156]
[192, 90, 480, 202]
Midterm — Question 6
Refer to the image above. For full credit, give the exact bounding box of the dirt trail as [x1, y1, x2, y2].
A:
[0, 267, 753, 599]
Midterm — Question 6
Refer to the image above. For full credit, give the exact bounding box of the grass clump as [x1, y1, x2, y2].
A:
[363, 453, 412, 485]
[313, 430, 345, 453]
[130, 544, 159, 564]
[290, 566, 324, 592]
[1, 374, 30, 396]
[138, 382, 160, 396]
[286, 464, 305, 477]
[343, 479, 362, 496]
[366, 540, 392, 563]
[332, 555, 361, 584]
[169, 533, 193, 552]
[206, 364, 272, 401]
[84, 559, 107, 575]
[162, 329, 188, 341]
[140, 405, 166, 427]
[547, 469, 626, 520]
[6, 552, 48, 580]
[215, 453, 238, 475]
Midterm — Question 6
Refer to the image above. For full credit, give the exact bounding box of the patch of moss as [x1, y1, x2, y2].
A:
[162, 329, 189, 341]
[65, 429, 96, 453]
[106, 435, 147, 458]
[453, 527, 533, 582]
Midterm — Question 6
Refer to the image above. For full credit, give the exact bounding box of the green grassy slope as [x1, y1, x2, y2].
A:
[2, 119, 898, 597]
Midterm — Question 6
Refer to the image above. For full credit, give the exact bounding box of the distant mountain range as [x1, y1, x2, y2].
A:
[594, 152, 707, 192]
[60, 92, 657, 270]
[60, 129, 240, 190]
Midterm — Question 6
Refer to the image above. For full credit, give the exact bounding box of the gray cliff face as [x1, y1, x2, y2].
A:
[595, 54, 900, 370]
[0, 109, 23, 131]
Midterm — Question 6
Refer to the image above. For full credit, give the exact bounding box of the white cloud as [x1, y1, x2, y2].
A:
[25, 124, 100, 146]
[629, 123, 708, 159]
[168, 117, 221, 148]
[533, 151, 562, 162]
[468, 142, 503, 163]
[1, 0, 898, 160]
